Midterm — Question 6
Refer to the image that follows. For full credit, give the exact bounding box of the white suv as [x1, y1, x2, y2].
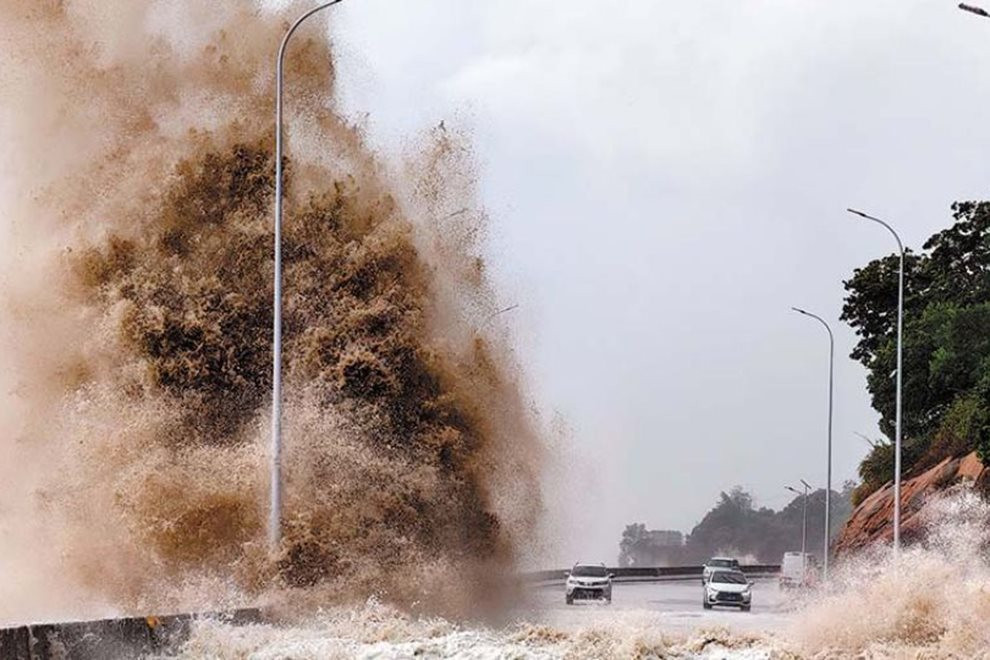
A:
[565, 563, 613, 604]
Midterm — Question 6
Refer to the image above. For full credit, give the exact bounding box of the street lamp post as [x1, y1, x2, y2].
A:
[847, 208, 905, 555]
[791, 307, 834, 579]
[271, 0, 346, 552]
[785, 480, 812, 559]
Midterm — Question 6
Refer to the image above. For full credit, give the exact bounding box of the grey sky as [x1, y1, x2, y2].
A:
[321, 0, 990, 564]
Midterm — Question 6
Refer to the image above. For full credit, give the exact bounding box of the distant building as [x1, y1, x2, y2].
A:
[618, 525, 687, 567]
[644, 530, 683, 547]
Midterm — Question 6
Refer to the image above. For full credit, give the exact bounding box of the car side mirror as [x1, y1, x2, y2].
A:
[608, 573, 615, 579]
[748, 581, 754, 586]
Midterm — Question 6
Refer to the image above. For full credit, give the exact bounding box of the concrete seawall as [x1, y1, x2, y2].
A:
[0, 609, 259, 659]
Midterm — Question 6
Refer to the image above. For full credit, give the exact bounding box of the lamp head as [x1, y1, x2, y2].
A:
[960, 3, 990, 17]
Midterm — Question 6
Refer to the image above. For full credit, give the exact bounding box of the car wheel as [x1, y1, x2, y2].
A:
[702, 596, 712, 610]
[566, 595, 573, 605]
[741, 604, 751, 612]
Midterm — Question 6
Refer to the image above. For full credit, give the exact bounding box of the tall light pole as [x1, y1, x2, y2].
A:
[791, 307, 834, 579]
[847, 208, 905, 555]
[271, 0, 346, 551]
[785, 479, 812, 559]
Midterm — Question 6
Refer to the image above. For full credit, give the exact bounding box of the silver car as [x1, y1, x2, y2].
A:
[702, 556, 740, 584]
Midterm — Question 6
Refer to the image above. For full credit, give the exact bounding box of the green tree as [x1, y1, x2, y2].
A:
[618, 523, 647, 567]
[682, 486, 853, 563]
[842, 200, 990, 501]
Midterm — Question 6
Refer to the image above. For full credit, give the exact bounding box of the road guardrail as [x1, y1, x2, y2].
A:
[524, 564, 781, 586]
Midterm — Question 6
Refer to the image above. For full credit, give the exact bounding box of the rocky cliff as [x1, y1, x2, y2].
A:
[834, 452, 989, 555]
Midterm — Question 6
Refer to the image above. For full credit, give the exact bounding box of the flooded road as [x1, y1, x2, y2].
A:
[524, 578, 791, 635]
[161, 580, 796, 659]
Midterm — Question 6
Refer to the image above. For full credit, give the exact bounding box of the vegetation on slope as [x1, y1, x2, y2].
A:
[842, 200, 990, 504]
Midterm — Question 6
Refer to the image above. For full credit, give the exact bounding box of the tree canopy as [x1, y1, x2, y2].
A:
[619, 485, 854, 565]
[842, 200, 990, 503]
[680, 485, 852, 563]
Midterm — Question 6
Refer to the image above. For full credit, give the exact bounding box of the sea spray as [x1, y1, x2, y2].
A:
[161, 489, 990, 658]
[0, 0, 543, 623]
[790, 486, 990, 657]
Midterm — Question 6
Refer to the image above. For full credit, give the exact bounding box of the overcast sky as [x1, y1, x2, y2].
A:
[318, 0, 990, 564]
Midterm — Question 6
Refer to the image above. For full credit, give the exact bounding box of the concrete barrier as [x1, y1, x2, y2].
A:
[0, 608, 260, 660]
[0, 625, 31, 660]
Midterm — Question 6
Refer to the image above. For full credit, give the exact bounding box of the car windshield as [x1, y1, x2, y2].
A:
[710, 559, 737, 568]
[572, 565, 608, 577]
[711, 571, 748, 584]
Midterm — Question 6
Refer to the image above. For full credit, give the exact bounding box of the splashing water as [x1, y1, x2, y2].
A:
[789, 487, 990, 657]
[0, 0, 543, 624]
[153, 489, 990, 658]
[159, 598, 779, 660]
[4, 4, 990, 659]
